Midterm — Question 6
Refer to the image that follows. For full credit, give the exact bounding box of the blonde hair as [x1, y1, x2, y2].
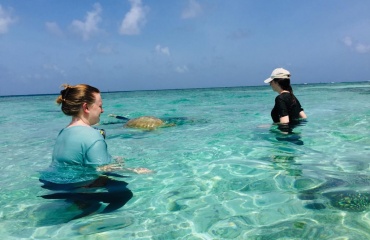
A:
[56, 84, 100, 116]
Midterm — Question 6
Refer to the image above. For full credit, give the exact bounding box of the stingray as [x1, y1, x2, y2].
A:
[109, 114, 185, 130]
[297, 177, 347, 200]
[322, 190, 370, 212]
[304, 190, 370, 212]
[297, 177, 370, 212]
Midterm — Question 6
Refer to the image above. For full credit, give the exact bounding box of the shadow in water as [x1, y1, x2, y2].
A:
[275, 133, 304, 145]
[271, 120, 307, 145]
[37, 176, 133, 225]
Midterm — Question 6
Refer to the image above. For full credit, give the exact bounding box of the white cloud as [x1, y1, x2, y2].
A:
[343, 36, 370, 54]
[0, 5, 16, 34]
[175, 65, 189, 73]
[342, 36, 352, 47]
[45, 22, 63, 37]
[119, 0, 148, 35]
[70, 3, 102, 40]
[43, 64, 66, 76]
[155, 44, 170, 56]
[182, 0, 202, 19]
[355, 43, 370, 54]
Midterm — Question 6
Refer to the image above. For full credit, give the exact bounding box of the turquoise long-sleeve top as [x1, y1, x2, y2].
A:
[40, 126, 113, 184]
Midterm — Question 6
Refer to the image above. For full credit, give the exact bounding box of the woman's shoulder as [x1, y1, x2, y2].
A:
[276, 92, 292, 100]
[275, 93, 286, 101]
[62, 126, 102, 138]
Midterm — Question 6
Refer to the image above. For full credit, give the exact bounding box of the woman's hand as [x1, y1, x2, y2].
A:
[127, 167, 153, 174]
[97, 164, 123, 172]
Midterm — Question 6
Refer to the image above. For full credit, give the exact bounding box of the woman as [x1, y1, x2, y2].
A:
[264, 68, 307, 132]
[39, 84, 147, 220]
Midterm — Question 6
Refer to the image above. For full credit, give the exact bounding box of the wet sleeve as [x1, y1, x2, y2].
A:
[275, 96, 289, 117]
[85, 140, 113, 166]
[296, 98, 304, 111]
[271, 106, 280, 123]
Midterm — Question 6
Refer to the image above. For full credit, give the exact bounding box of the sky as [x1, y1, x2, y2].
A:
[0, 0, 370, 96]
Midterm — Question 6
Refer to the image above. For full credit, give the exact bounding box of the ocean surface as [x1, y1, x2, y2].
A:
[1, 82, 370, 239]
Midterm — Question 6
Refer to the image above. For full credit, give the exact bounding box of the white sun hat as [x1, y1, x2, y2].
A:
[264, 68, 291, 83]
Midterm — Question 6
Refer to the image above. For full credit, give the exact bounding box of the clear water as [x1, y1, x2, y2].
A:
[1, 82, 370, 239]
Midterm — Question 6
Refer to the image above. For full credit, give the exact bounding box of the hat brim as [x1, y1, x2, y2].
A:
[264, 78, 273, 84]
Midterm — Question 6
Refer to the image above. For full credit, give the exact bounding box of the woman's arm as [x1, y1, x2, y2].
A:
[277, 116, 290, 133]
[97, 165, 152, 174]
[97, 164, 123, 172]
[97, 156, 152, 174]
[279, 116, 289, 124]
[280, 111, 306, 123]
[299, 111, 307, 119]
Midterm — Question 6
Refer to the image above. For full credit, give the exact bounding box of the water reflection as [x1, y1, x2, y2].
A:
[270, 154, 303, 177]
[266, 120, 370, 213]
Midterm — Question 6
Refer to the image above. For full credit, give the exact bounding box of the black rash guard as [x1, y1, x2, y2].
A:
[271, 92, 304, 123]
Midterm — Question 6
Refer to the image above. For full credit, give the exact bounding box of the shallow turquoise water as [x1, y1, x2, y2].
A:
[1, 82, 370, 239]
